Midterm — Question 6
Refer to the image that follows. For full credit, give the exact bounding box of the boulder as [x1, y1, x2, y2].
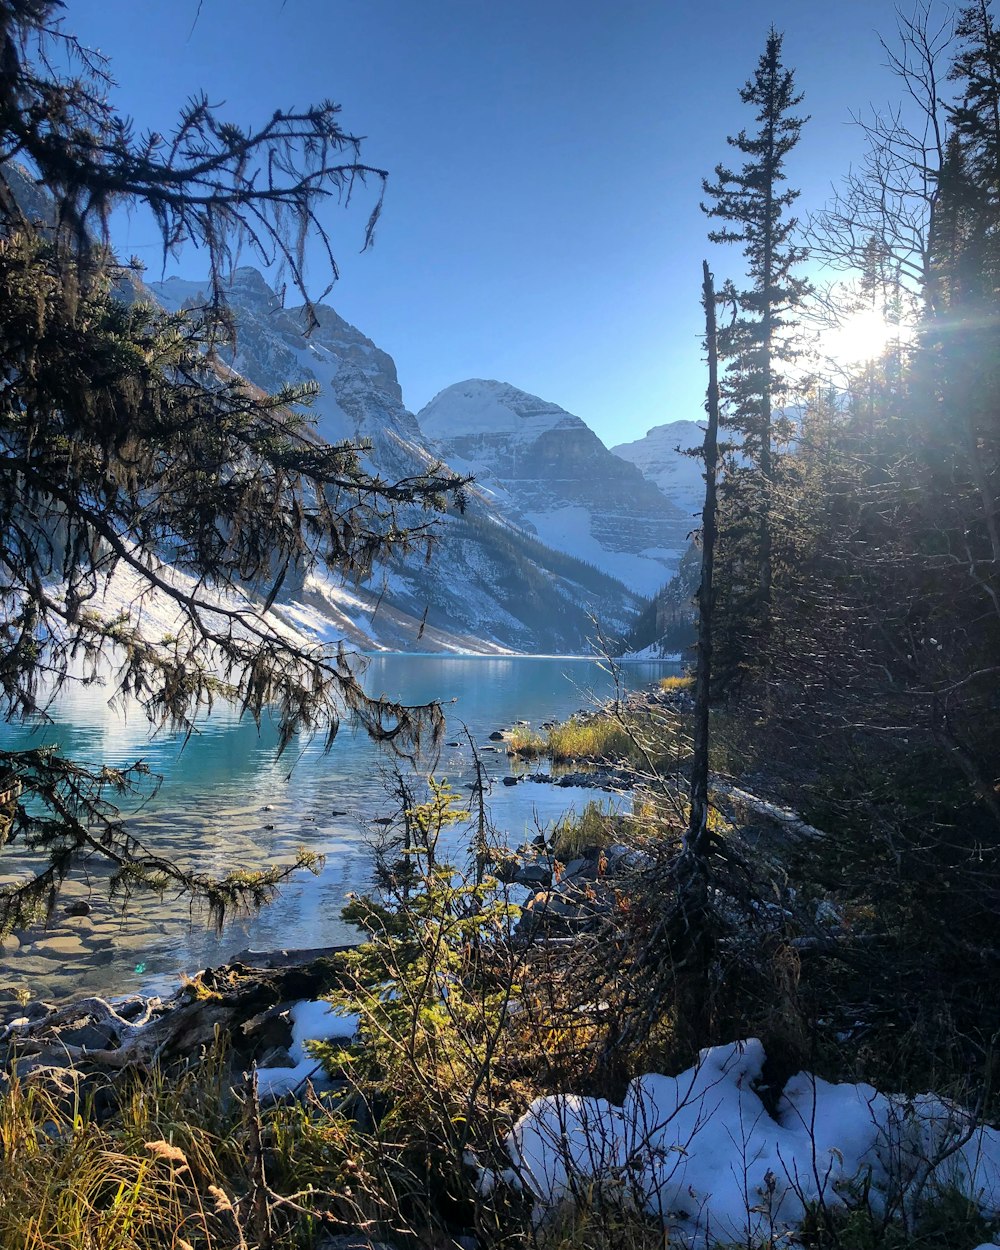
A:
[514, 864, 552, 888]
[558, 857, 592, 881]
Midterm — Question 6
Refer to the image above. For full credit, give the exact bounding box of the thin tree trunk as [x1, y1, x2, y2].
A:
[686, 261, 722, 861]
[761, 177, 774, 608]
[673, 262, 724, 1053]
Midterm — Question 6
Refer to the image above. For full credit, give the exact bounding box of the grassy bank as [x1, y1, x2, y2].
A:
[506, 690, 692, 771]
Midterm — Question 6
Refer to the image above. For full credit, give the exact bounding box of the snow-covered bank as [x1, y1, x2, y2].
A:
[616, 644, 682, 663]
[507, 1039, 1000, 1248]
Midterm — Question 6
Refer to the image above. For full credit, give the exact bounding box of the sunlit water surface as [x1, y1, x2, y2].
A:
[0, 655, 678, 1001]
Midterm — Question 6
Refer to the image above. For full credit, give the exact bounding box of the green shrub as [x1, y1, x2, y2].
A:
[323, 779, 524, 1138]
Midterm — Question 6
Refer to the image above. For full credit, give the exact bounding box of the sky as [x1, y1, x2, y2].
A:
[67, 0, 934, 448]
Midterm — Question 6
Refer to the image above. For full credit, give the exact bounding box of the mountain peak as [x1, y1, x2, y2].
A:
[419, 379, 586, 445]
[154, 267, 281, 315]
[417, 381, 689, 597]
[612, 421, 707, 522]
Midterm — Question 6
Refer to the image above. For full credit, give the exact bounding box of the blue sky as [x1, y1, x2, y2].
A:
[70, 0, 928, 447]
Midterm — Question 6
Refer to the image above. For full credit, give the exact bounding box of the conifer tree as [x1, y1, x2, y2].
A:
[922, 1, 1000, 569]
[701, 28, 809, 680]
[950, 1, 1000, 218]
[742, 7, 1000, 824]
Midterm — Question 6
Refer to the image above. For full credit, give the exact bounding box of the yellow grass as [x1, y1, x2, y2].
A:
[550, 801, 615, 859]
[506, 726, 547, 756]
[546, 717, 634, 763]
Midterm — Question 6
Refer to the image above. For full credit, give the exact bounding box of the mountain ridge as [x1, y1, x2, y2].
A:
[611, 419, 708, 527]
[150, 273, 645, 653]
[417, 379, 691, 598]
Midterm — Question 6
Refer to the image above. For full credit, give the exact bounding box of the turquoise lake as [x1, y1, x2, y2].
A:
[0, 655, 679, 1001]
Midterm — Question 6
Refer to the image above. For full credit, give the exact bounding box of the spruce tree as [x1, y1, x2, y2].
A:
[701, 28, 809, 682]
[950, 1, 1000, 217]
[922, 1, 1000, 569]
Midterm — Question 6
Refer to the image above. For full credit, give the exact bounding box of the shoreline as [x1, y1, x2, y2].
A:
[0, 671, 677, 1010]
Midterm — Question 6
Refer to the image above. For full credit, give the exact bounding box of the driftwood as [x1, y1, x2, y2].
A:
[0, 946, 354, 1078]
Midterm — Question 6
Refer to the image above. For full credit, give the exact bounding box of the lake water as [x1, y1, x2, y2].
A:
[0, 655, 678, 1002]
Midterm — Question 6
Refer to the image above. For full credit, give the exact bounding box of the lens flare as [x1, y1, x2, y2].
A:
[821, 308, 912, 367]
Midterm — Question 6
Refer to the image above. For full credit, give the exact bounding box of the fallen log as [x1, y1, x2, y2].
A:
[1, 947, 353, 1076]
[711, 779, 828, 842]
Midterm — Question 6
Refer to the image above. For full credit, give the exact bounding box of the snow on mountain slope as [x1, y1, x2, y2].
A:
[418, 381, 691, 598]
[611, 420, 708, 526]
[420, 380, 584, 446]
[149, 274, 641, 653]
[154, 270, 417, 466]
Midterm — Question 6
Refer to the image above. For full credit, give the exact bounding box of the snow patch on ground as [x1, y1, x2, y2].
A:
[255, 1000, 360, 1098]
[508, 1039, 1000, 1248]
[286, 571, 385, 647]
[48, 553, 314, 660]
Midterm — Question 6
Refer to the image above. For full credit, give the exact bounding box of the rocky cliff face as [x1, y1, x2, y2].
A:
[611, 420, 708, 528]
[154, 271, 424, 480]
[417, 381, 691, 598]
[150, 273, 642, 653]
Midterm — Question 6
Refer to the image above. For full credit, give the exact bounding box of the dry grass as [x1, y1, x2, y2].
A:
[546, 718, 635, 764]
[0, 1080, 231, 1249]
[506, 716, 638, 764]
[506, 726, 547, 757]
[0, 1043, 347, 1249]
[549, 801, 616, 860]
[658, 674, 694, 693]
[534, 1197, 673, 1250]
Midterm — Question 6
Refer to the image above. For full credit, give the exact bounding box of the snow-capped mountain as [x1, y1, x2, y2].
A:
[154, 270, 425, 482]
[150, 272, 642, 653]
[611, 420, 708, 526]
[417, 381, 691, 598]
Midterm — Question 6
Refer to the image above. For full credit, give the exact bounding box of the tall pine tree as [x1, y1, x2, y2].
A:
[701, 28, 809, 685]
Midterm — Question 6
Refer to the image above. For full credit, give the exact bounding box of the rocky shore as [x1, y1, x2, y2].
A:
[0, 832, 640, 1107]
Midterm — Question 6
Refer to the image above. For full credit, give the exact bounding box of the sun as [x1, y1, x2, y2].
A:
[819, 307, 913, 369]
